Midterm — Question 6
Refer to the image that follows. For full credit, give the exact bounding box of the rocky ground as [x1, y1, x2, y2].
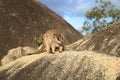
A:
[0, 50, 120, 80]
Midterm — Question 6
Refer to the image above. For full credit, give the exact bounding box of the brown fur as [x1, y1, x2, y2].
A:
[35, 29, 65, 54]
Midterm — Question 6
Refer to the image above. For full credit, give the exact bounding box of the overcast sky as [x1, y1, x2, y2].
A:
[39, 0, 120, 31]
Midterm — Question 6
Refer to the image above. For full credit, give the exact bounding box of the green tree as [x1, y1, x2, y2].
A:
[82, 0, 120, 35]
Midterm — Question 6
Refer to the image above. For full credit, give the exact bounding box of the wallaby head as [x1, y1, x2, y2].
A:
[53, 32, 64, 45]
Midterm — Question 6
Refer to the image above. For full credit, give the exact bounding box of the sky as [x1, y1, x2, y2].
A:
[39, 0, 120, 31]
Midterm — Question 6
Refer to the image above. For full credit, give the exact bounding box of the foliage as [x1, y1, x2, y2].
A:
[82, 0, 120, 35]
[35, 38, 43, 46]
[34, 34, 43, 46]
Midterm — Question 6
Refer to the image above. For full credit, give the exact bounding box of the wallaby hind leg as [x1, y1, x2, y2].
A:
[51, 45, 55, 54]
[59, 46, 63, 53]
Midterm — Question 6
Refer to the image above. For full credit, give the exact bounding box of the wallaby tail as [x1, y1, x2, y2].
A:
[35, 44, 45, 54]
[27, 44, 45, 55]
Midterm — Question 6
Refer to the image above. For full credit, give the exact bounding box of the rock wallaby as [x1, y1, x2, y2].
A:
[35, 29, 65, 54]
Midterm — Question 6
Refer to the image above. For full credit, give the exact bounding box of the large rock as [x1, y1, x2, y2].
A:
[0, 51, 120, 80]
[0, 0, 83, 60]
[67, 21, 120, 56]
[1, 46, 36, 65]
